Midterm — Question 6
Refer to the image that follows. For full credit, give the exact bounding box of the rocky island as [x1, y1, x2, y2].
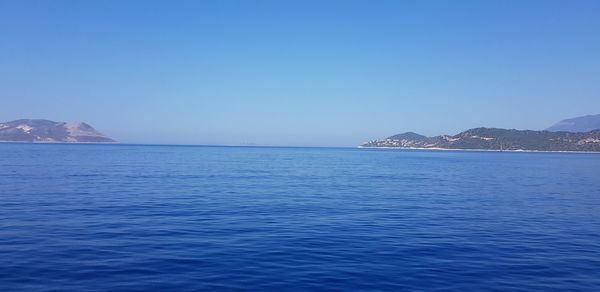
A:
[361, 128, 600, 152]
[362, 114, 600, 152]
[0, 119, 115, 143]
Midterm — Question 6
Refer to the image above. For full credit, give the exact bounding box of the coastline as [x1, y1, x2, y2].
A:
[357, 146, 600, 154]
[0, 141, 117, 144]
[1, 141, 598, 153]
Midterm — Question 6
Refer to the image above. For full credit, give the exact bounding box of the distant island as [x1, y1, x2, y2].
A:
[0, 119, 115, 143]
[546, 114, 600, 133]
[361, 114, 600, 152]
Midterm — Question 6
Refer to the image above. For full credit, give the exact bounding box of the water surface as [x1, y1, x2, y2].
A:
[1, 144, 599, 290]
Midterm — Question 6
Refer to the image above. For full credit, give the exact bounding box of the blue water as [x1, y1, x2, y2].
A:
[1, 144, 599, 291]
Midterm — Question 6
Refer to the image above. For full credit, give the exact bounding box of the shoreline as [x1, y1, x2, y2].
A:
[0, 141, 116, 144]
[1, 141, 598, 153]
[357, 146, 600, 154]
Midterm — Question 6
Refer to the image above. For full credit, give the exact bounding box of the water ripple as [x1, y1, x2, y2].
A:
[0, 144, 599, 291]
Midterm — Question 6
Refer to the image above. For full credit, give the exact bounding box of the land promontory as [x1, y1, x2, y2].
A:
[0, 119, 115, 143]
[362, 127, 600, 152]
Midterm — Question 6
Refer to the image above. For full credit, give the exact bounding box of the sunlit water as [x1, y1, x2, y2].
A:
[1, 144, 599, 291]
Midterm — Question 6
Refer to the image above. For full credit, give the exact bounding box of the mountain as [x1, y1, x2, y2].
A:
[377, 132, 438, 148]
[361, 127, 600, 152]
[546, 114, 600, 132]
[0, 119, 115, 143]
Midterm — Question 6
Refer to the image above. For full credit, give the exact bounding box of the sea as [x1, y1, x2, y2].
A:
[1, 143, 599, 291]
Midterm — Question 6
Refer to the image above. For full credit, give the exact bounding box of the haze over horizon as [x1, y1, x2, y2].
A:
[2, 0, 599, 146]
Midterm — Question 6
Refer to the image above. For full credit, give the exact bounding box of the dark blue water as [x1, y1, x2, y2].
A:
[1, 144, 599, 291]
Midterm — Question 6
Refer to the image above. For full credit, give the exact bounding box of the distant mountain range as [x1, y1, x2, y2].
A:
[0, 119, 115, 143]
[546, 114, 600, 132]
[362, 114, 600, 152]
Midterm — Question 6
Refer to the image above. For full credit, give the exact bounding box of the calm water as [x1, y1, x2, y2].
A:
[1, 144, 599, 291]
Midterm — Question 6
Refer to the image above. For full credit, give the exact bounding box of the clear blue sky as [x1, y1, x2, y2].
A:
[1, 0, 599, 146]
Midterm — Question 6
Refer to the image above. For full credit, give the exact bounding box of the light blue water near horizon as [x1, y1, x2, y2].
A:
[1, 144, 599, 291]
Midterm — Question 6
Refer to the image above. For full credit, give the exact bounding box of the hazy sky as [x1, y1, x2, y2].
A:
[1, 0, 599, 146]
